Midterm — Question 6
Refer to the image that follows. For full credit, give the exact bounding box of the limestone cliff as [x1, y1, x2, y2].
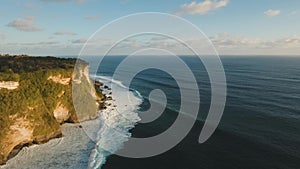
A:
[0, 56, 104, 165]
[0, 81, 19, 90]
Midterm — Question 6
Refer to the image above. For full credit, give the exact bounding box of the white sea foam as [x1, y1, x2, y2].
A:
[91, 75, 128, 89]
[87, 75, 142, 169]
[0, 123, 95, 169]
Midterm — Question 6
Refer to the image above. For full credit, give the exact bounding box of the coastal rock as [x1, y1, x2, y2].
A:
[0, 117, 33, 164]
[47, 75, 71, 85]
[53, 102, 70, 124]
[0, 81, 19, 90]
[72, 64, 104, 122]
[95, 81, 103, 86]
[0, 114, 62, 165]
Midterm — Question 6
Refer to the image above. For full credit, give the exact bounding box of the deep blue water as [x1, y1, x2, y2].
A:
[84, 55, 300, 169]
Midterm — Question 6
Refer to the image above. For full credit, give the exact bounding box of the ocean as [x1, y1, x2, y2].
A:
[2, 56, 300, 169]
[93, 56, 300, 169]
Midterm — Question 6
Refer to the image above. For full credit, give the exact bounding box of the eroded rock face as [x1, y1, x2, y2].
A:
[0, 112, 62, 165]
[0, 117, 33, 163]
[47, 75, 71, 85]
[53, 102, 70, 124]
[0, 81, 19, 90]
[72, 64, 102, 122]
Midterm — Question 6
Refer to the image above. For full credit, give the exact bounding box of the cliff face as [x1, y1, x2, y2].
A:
[0, 56, 103, 165]
[0, 81, 19, 90]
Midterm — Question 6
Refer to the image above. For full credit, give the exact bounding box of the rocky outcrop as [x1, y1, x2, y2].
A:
[47, 75, 71, 85]
[0, 81, 19, 90]
[72, 64, 105, 122]
[0, 115, 62, 165]
[2, 117, 33, 162]
[53, 102, 71, 124]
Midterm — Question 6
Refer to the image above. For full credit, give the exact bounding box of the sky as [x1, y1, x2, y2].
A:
[0, 0, 300, 56]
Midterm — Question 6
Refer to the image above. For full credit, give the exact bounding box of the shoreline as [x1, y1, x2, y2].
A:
[86, 75, 142, 169]
[1, 75, 143, 169]
[0, 78, 108, 166]
[0, 56, 98, 165]
[5, 130, 63, 164]
[0, 123, 95, 169]
[0, 79, 113, 168]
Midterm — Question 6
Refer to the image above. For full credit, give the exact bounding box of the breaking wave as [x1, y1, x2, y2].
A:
[87, 75, 143, 169]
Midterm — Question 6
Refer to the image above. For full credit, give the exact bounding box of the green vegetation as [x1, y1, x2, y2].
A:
[0, 56, 78, 124]
[0, 55, 104, 164]
[0, 55, 76, 73]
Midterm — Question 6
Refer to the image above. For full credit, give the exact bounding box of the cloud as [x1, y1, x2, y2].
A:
[40, 0, 86, 3]
[1, 41, 70, 56]
[6, 41, 60, 46]
[72, 38, 88, 43]
[54, 31, 77, 35]
[264, 9, 281, 17]
[272, 36, 300, 48]
[210, 33, 262, 48]
[209, 33, 300, 55]
[211, 33, 300, 49]
[176, 0, 229, 15]
[6, 17, 43, 32]
[36, 41, 60, 45]
[288, 10, 298, 16]
[84, 15, 100, 20]
[0, 33, 5, 39]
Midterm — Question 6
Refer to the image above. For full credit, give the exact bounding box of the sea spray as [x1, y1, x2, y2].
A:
[87, 76, 142, 169]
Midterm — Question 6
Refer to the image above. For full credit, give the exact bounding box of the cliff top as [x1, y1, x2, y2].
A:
[0, 55, 88, 73]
